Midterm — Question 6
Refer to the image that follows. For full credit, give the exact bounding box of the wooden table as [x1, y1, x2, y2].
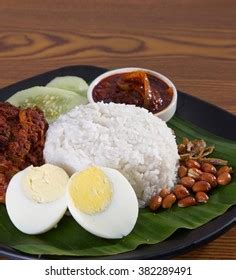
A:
[0, 0, 235, 259]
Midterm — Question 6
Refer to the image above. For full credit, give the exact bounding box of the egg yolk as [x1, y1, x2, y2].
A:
[69, 167, 113, 215]
[22, 164, 69, 203]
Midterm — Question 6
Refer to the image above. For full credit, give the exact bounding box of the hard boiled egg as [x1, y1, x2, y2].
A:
[6, 164, 69, 235]
[67, 166, 139, 239]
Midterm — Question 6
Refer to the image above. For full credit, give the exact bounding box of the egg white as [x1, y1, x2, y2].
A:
[67, 167, 139, 239]
[6, 167, 67, 235]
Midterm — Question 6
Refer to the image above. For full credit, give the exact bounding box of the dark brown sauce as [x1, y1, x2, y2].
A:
[92, 71, 173, 114]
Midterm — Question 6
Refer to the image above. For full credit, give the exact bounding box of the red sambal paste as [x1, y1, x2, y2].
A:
[92, 71, 173, 114]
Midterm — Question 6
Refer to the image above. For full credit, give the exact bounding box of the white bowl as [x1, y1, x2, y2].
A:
[87, 67, 177, 122]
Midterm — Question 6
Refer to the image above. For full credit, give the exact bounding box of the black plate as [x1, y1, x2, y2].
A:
[0, 65, 235, 260]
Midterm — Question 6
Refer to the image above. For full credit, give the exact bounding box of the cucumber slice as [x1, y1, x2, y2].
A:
[46, 76, 88, 97]
[7, 86, 87, 123]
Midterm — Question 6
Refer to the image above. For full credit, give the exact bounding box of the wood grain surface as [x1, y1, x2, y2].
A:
[0, 0, 235, 260]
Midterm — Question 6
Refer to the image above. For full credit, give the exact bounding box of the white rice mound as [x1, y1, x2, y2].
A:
[44, 102, 179, 207]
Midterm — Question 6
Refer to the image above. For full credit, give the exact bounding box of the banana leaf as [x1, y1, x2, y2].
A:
[0, 116, 235, 257]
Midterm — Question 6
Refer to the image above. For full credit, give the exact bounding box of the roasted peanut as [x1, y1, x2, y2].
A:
[217, 172, 231, 186]
[192, 181, 211, 192]
[173, 185, 190, 200]
[195, 192, 209, 203]
[162, 193, 176, 209]
[178, 165, 188, 178]
[178, 196, 197, 208]
[186, 159, 201, 169]
[159, 187, 171, 198]
[200, 172, 217, 187]
[149, 195, 162, 211]
[201, 163, 217, 175]
[187, 168, 202, 180]
[217, 166, 233, 176]
[180, 176, 195, 189]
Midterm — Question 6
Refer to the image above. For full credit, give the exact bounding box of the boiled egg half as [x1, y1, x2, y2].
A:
[6, 164, 69, 234]
[67, 166, 139, 239]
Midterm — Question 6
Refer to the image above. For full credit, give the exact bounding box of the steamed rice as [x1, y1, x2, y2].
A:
[44, 102, 179, 206]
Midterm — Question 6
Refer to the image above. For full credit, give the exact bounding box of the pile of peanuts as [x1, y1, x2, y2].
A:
[149, 159, 233, 211]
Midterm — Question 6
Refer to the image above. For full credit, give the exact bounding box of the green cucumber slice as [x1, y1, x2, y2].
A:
[46, 76, 88, 97]
[7, 86, 87, 123]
